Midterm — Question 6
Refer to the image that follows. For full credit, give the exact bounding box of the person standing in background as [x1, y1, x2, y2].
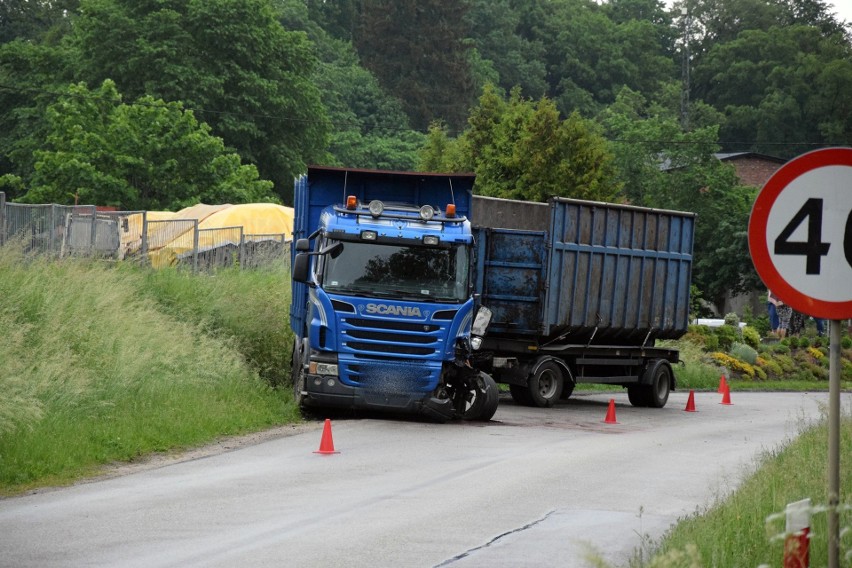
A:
[767, 289, 780, 334]
[775, 299, 793, 338]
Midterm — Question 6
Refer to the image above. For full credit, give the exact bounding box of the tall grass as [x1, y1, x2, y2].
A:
[667, 339, 724, 391]
[643, 411, 852, 567]
[0, 246, 297, 494]
[137, 264, 295, 386]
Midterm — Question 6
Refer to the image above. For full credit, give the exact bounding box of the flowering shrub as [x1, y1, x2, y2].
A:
[742, 326, 760, 350]
[807, 347, 825, 360]
[711, 352, 756, 379]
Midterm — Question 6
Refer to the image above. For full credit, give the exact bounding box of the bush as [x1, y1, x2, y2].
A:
[798, 336, 810, 349]
[687, 324, 712, 336]
[772, 343, 790, 354]
[730, 342, 758, 365]
[714, 325, 739, 351]
[711, 352, 756, 379]
[742, 326, 760, 350]
[704, 334, 720, 352]
[758, 358, 783, 378]
[774, 354, 795, 373]
[806, 347, 826, 361]
[842, 336, 852, 350]
[843, 359, 852, 381]
[787, 337, 799, 349]
[682, 331, 707, 348]
[724, 312, 740, 327]
[803, 361, 828, 380]
[748, 311, 772, 336]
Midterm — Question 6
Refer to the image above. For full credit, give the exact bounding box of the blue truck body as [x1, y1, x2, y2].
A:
[291, 168, 696, 418]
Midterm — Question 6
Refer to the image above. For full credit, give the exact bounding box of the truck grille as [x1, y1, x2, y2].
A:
[336, 313, 448, 391]
[339, 317, 443, 357]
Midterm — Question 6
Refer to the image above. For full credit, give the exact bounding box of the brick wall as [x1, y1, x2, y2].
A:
[726, 157, 784, 187]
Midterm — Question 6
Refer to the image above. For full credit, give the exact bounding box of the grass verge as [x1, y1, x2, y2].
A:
[637, 410, 852, 567]
[0, 249, 297, 496]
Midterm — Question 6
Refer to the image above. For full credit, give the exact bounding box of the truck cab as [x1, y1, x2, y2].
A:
[290, 167, 498, 422]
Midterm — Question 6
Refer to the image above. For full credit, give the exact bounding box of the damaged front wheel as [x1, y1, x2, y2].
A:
[461, 372, 499, 421]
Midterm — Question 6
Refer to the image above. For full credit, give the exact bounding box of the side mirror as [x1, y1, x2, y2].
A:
[471, 306, 492, 336]
[295, 238, 310, 252]
[292, 253, 310, 283]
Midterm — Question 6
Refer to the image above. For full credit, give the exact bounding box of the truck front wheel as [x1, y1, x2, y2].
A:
[291, 339, 307, 409]
[527, 361, 563, 408]
[462, 372, 499, 421]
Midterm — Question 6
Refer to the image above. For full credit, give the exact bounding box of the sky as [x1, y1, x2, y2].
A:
[832, 0, 852, 25]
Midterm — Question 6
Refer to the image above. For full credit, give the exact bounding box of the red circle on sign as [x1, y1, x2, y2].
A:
[748, 147, 852, 320]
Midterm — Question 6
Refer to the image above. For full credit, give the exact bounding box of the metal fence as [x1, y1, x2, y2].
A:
[0, 192, 291, 271]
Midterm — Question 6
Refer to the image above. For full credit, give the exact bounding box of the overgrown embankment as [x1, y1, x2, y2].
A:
[643, 413, 852, 568]
[0, 247, 297, 495]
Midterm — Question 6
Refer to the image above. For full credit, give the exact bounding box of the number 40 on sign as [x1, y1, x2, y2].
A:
[748, 147, 852, 320]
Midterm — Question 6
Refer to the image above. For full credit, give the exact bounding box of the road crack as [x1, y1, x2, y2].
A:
[434, 509, 557, 566]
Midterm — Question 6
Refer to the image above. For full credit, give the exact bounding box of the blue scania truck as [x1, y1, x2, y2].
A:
[290, 166, 695, 421]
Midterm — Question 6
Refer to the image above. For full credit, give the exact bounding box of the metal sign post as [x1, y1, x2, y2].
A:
[748, 147, 852, 568]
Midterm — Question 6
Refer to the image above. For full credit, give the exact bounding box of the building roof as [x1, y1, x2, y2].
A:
[713, 152, 786, 164]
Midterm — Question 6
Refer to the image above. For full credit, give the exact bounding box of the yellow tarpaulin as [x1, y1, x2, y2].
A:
[128, 203, 293, 268]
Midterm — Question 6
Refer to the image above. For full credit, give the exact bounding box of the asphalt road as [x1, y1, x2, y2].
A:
[0, 390, 845, 568]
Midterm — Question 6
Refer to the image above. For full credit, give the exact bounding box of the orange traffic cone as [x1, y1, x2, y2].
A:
[314, 419, 340, 454]
[684, 390, 697, 412]
[720, 383, 733, 406]
[604, 399, 618, 424]
[718, 374, 728, 394]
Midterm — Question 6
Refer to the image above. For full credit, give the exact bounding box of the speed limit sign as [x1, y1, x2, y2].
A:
[748, 147, 852, 320]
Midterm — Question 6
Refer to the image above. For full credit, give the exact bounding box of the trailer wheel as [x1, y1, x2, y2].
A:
[528, 361, 563, 408]
[463, 372, 499, 421]
[509, 384, 534, 406]
[644, 359, 672, 409]
[559, 380, 575, 400]
[627, 385, 650, 407]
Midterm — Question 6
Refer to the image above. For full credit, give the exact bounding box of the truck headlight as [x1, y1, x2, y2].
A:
[368, 200, 384, 217]
[470, 337, 483, 350]
[310, 362, 339, 376]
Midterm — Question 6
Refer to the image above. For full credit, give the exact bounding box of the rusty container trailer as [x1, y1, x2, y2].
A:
[471, 195, 696, 408]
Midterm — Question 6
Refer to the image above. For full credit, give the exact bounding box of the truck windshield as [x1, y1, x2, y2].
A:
[322, 240, 469, 302]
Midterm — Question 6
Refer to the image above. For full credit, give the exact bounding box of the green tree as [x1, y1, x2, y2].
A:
[677, 0, 848, 63]
[509, 0, 676, 117]
[0, 0, 78, 44]
[279, 3, 424, 170]
[19, 81, 275, 211]
[0, 40, 75, 200]
[70, 0, 329, 203]
[305, 0, 360, 42]
[598, 86, 761, 311]
[418, 122, 467, 173]
[422, 85, 621, 203]
[693, 24, 852, 157]
[465, 0, 548, 98]
[354, 0, 475, 132]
